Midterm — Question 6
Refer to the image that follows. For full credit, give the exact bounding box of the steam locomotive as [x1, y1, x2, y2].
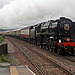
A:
[4, 17, 75, 55]
[29, 17, 75, 55]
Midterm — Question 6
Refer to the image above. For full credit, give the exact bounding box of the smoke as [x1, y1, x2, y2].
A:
[0, 0, 72, 29]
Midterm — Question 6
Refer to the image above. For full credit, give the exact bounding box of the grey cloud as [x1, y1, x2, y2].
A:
[0, 0, 13, 8]
[0, 0, 74, 29]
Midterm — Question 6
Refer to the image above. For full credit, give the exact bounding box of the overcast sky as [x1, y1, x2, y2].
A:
[0, 0, 75, 29]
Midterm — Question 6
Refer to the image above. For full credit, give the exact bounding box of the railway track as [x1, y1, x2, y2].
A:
[7, 37, 74, 75]
[28, 41, 75, 63]
[41, 47, 75, 63]
[26, 40, 75, 63]
[11, 37, 75, 63]
[7, 38, 46, 75]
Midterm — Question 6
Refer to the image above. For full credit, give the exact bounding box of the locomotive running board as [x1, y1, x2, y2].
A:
[57, 42, 75, 47]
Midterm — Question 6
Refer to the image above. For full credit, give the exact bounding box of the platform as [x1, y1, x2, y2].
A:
[0, 67, 10, 75]
[0, 63, 35, 75]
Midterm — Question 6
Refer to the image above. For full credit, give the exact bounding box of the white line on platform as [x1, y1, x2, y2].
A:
[26, 65, 36, 75]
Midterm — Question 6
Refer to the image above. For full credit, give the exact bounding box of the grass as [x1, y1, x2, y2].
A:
[0, 54, 7, 63]
[6, 54, 20, 65]
[0, 36, 4, 43]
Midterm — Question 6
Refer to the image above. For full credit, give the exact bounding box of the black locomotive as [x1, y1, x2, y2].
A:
[4, 17, 75, 55]
[30, 17, 75, 55]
